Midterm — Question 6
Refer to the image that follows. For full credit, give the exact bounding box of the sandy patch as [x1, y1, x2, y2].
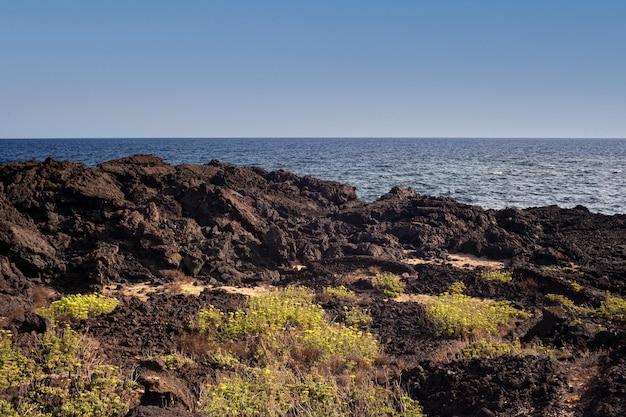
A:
[103, 281, 278, 301]
[103, 280, 212, 301]
[403, 251, 508, 270]
[173, 282, 207, 296]
[103, 282, 155, 302]
[338, 266, 385, 284]
[215, 285, 277, 297]
[395, 293, 434, 304]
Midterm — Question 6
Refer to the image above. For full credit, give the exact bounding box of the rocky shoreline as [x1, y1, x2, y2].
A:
[1, 155, 625, 416]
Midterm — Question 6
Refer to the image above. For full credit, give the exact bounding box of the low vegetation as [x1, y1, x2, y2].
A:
[423, 283, 531, 338]
[322, 285, 356, 300]
[480, 269, 513, 283]
[36, 293, 119, 323]
[199, 364, 423, 417]
[544, 293, 576, 309]
[374, 273, 406, 299]
[0, 295, 133, 417]
[569, 281, 582, 292]
[191, 286, 379, 368]
[160, 353, 195, 370]
[594, 292, 626, 324]
[13, 277, 622, 416]
[458, 338, 555, 360]
[0, 330, 36, 390]
[458, 338, 520, 359]
[1, 273, 622, 417]
[543, 292, 626, 325]
[191, 286, 423, 416]
[343, 306, 373, 328]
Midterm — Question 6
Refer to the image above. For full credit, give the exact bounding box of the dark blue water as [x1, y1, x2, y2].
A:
[1, 138, 625, 214]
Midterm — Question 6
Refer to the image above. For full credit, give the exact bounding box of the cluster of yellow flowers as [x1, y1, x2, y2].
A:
[424, 284, 531, 338]
[36, 293, 119, 322]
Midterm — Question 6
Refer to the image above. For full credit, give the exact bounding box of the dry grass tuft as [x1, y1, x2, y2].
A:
[30, 286, 57, 309]
[164, 270, 197, 295]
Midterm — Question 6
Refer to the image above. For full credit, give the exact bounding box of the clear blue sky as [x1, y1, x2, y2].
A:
[1, 0, 625, 138]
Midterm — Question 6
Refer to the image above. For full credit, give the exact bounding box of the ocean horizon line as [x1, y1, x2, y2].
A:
[2, 136, 626, 141]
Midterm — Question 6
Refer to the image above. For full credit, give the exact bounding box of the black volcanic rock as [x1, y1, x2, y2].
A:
[2, 155, 626, 297]
[1, 155, 626, 416]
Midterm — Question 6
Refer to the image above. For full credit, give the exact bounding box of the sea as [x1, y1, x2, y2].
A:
[1, 137, 625, 215]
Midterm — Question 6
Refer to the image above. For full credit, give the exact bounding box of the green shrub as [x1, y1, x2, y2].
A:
[375, 273, 406, 299]
[458, 338, 557, 360]
[199, 366, 292, 417]
[480, 269, 513, 283]
[24, 364, 131, 417]
[190, 304, 224, 334]
[36, 324, 80, 374]
[160, 353, 195, 370]
[2, 326, 93, 388]
[1, 298, 133, 417]
[595, 293, 626, 323]
[224, 290, 324, 339]
[0, 292, 132, 417]
[459, 338, 520, 359]
[192, 286, 423, 416]
[343, 306, 373, 328]
[193, 287, 378, 367]
[0, 400, 41, 417]
[544, 293, 575, 309]
[0, 330, 38, 390]
[36, 293, 119, 323]
[0, 326, 132, 417]
[299, 322, 379, 367]
[199, 365, 424, 417]
[449, 281, 466, 295]
[0, 401, 20, 417]
[209, 350, 240, 369]
[561, 266, 583, 274]
[323, 285, 355, 300]
[569, 281, 582, 292]
[423, 288, 531, 338]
